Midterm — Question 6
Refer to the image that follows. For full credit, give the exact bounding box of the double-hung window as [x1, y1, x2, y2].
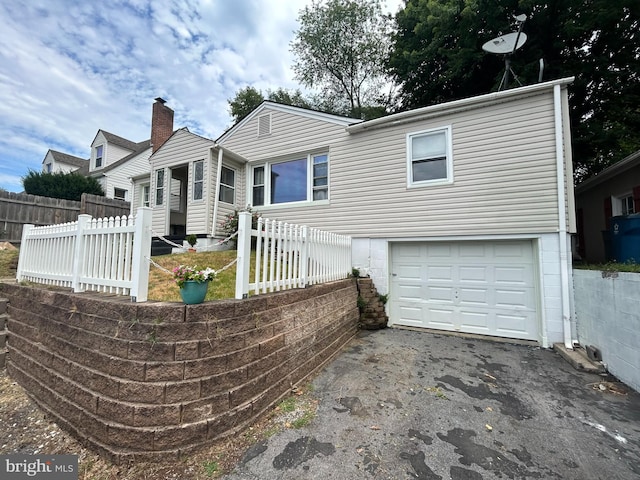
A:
[95, 145, 104, 169]
[219, 166, 236, 204]
[142, 185, 150, 207]
[114, 188, 127, 201]
[251, 153, 329, 207]
[193, 160, 204, 201]
[155, 169, 164, 206]
[407, 126, 453, 187]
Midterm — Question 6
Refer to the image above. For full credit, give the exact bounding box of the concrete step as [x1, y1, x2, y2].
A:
[553, 343, 606, 374]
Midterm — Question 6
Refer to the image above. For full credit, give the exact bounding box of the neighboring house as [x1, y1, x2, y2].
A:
[41, 150, 88, 174]
[40, 98, 174, 203]
[88, 131, 152, 201]
[147, 77, 577, 348]
[574, 150, 640, 262]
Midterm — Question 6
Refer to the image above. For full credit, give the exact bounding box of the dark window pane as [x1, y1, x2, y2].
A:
[313, 189, 328, 201]
[271, 159, 307, 204]
[413, 157, 447, 182]
[194, 182, 203, 200]
[253, 186, 264, 206]
[221, 166, 235, 186]
[219, 185, 234, 204]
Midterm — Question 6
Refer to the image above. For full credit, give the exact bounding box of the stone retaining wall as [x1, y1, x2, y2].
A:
[0, 279, 359, 461]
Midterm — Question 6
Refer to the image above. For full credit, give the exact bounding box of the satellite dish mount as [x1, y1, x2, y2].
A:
[482, 14, 528, 91]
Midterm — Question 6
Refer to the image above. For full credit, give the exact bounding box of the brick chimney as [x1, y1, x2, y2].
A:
[151, 97, 174, 153]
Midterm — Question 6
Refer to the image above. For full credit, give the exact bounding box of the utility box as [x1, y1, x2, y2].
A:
[610, 214, 640, 263]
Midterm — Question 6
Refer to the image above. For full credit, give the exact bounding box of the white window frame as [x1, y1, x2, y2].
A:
[95, 145, 104, 169]
[219, 165, 236, 204]
[406, 126, 453, 188]
[193, 160, 204, 201]
[113, 188, 127, 201]
[250, 152, 330, 208]
[141, 184, 150, 207]
[613, 193, 635, 216]
[155, 169, 165, 206]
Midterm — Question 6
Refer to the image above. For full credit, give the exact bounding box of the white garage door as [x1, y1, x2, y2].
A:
[390, 241, 539, 341]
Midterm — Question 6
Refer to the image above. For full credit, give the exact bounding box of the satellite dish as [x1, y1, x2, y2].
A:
[481, 14, 529, 91]
[482, 32, 527, 55]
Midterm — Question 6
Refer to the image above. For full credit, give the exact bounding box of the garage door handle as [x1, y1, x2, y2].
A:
[392, 273, 397, 277]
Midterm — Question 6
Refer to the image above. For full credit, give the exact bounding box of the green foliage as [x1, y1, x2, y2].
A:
[378, 293, 389, 305]
[220, 207, 261, 241]
[291, 0, 395, 118]
[203, 460, 219, 476]
[228, 86, 314, 123]
[351, 267, 361, 278]
[278, 397, 297, 413]
[22, 170, 104, 200]
[357, 295, 368, 310]
[574, 261, 640, 273]
[388, 0, 640, 182]
[186, 234, 198, 247]
[228, 86, 267, 123]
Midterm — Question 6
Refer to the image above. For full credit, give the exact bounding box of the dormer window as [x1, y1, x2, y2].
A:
[95, 145, 104, 168]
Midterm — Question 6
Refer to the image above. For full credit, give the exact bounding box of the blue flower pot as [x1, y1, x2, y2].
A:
[179, 281, 209, 305]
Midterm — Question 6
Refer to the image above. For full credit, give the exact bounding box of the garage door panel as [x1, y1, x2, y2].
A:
[426, 308, 455, 328]
[495, 288, 533, 309]
[391, 241, 539, 342]
[459, 287, 489, 306]
[396, 284, 422, 301]
[495, 266, 531, 284]
[427, 286, 454, 303]
[426, 265, 453, 282]
[459, 266, 489, 283]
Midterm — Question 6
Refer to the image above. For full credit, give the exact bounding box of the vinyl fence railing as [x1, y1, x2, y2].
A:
[16, 207, 152, 302]
[235, 212, 352, 299]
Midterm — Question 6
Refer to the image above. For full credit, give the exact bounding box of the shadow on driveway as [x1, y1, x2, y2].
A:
[224, 329, 640, 479]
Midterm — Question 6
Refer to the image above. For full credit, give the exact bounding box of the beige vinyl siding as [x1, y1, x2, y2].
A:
[150, 129, 215, 235]
[220, 108, 349, 161]
[250, 90, 564, 238]
[103, 149, 152, 202]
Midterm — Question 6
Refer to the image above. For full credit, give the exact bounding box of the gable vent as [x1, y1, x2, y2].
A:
[258, 114, 271, 137]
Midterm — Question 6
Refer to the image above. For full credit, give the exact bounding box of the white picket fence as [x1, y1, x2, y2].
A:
[235, 212, 352, 299]
[16, 207, 152, 302]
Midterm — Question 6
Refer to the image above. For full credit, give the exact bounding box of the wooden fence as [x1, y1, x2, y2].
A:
[235, 212, 352, 299]
[16, 208, 151, 302]
[0, 191, 130, 243]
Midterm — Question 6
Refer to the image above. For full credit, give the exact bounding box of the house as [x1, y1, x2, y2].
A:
[574, 150, 640, 262]
[145, 77, 577, 348]
[40, 98, 174, 202]
[41, 150, 88, 174]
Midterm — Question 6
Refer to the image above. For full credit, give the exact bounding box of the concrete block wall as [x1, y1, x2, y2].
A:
[0, 280, 359, 461]
[573, 270, 640, 392]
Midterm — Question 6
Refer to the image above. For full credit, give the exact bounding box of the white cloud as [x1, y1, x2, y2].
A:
[0, 0, 402, 192]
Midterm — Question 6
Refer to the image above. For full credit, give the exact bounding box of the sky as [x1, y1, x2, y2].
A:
[0, 0, 402, 193]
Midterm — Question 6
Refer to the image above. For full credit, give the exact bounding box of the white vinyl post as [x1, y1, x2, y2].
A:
[300, 225, 309, 288]
[130, 207, 152, 302]
[15, 224, 34, 282]
[235, 211, 252, 299]
[71, 215, 91, 293]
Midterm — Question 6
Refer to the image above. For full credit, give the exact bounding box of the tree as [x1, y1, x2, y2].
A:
[228, 86, 265, 124]
[228, 87, 313, 123]
[388, 0, 640, 181]
[291, 0, 394, 118]
[22, 171, 104, 201]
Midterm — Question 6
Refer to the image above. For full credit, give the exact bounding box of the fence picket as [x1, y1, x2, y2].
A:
[236, 212, 351, 299]
[16, 208, 152, 302]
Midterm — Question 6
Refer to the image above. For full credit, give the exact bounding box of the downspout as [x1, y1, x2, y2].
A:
[554, 84, 573, 349]
[211, 146, 223, 237]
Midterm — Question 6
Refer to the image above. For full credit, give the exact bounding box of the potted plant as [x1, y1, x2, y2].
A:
[172, 265, 216, 304]
[186, 234, 198, 252]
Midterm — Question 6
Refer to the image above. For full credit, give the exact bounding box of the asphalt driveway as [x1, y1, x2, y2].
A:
[223, 328, 640, 480]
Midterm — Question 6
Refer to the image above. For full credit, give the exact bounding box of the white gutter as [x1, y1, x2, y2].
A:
[211, 146, 223, 237]
[554, 84, 573, 349]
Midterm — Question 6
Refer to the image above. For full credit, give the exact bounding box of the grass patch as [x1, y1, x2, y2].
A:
[573, 261, 640, 273]
[0, 248, 19, 278]
[202, 460, 219, 477]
